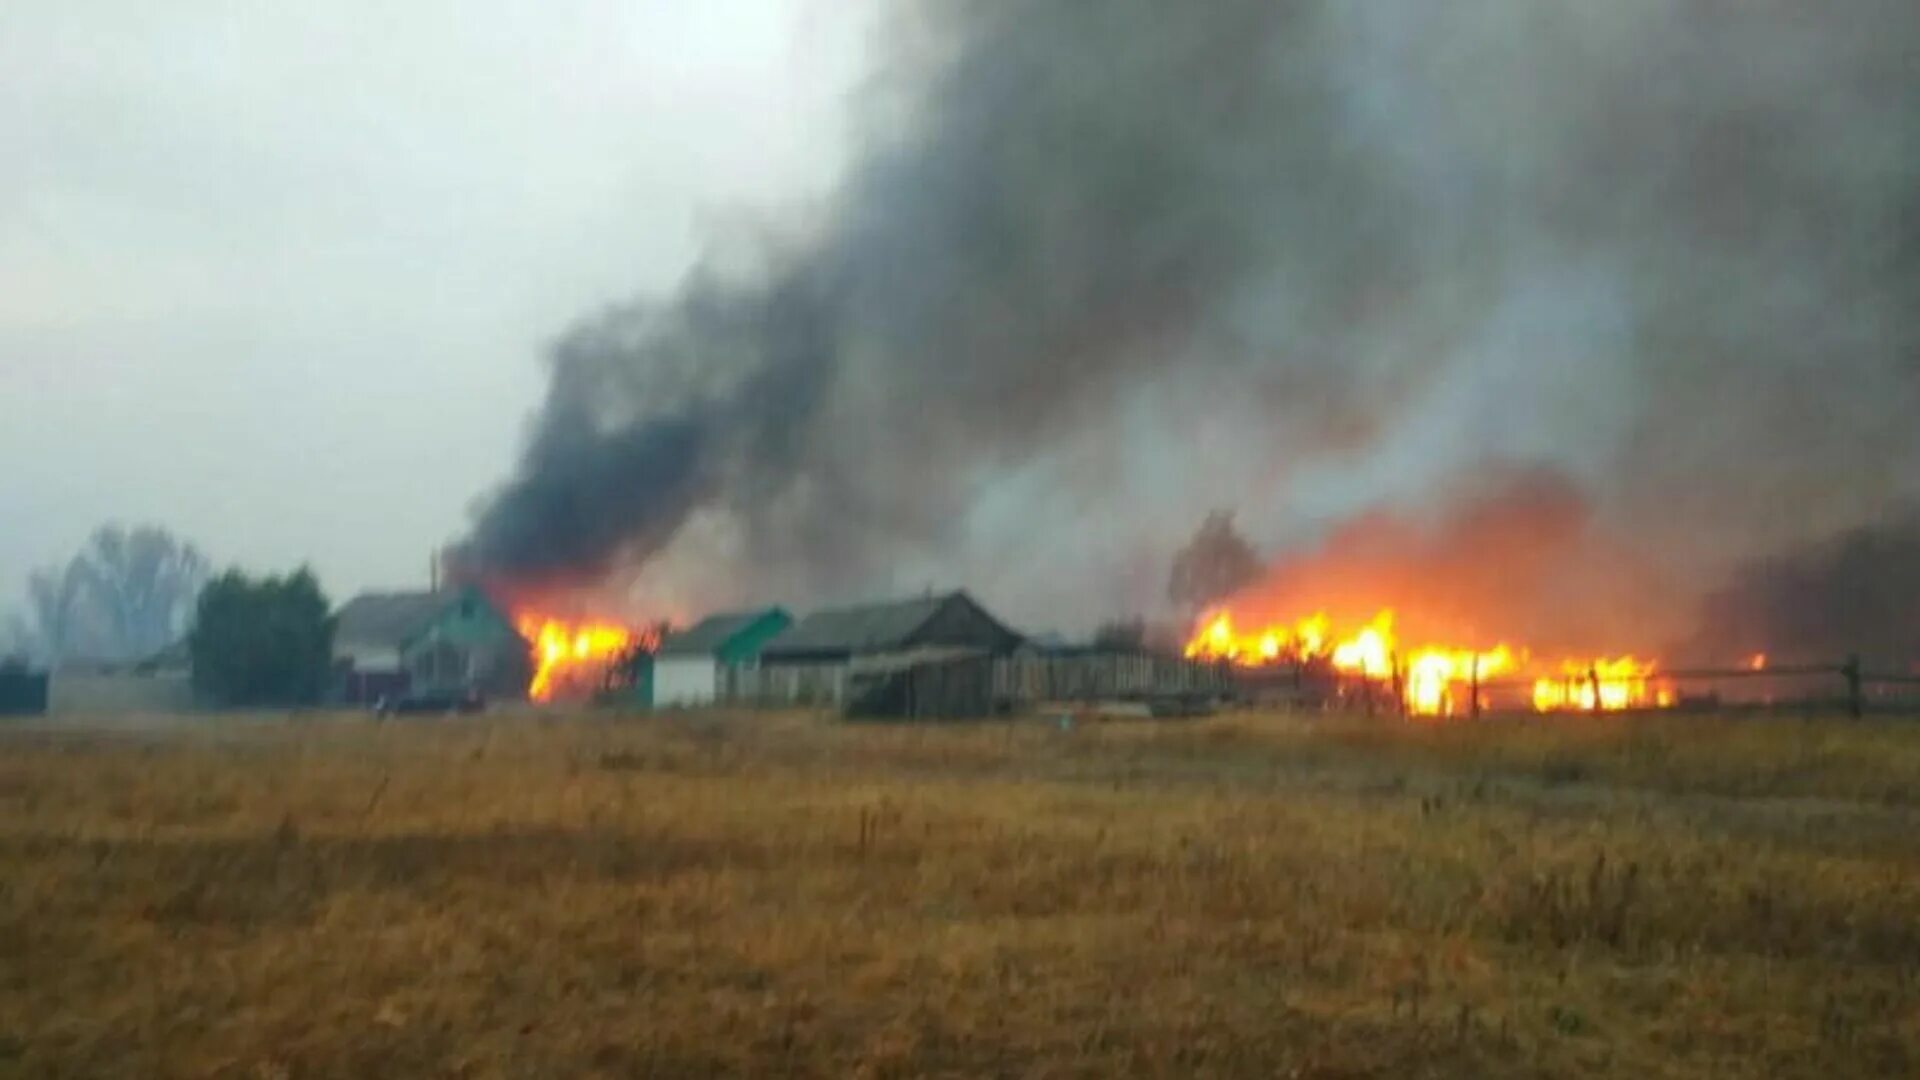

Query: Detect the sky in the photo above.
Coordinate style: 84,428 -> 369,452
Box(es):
1,0 -> 868,612
10,1 -> 1915,652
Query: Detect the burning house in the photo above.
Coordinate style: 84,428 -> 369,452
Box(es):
1171,481 -> 1687,718
332,586 -> 530,705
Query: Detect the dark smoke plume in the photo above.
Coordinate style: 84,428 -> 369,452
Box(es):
1692,511 -> 1920,668
468,0 -> 1920,640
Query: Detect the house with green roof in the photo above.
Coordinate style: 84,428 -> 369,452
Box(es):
332,586 -> 529,704
650,607 -> 793,707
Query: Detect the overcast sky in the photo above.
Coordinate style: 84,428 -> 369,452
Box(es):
1,0 -> 867,610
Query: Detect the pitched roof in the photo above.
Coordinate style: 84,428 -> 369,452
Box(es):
334,591 -> 456,649
135,638 -> 192,674
657,609 -> 786,657
763,591 -> 1021,659
764,595 -> 950,656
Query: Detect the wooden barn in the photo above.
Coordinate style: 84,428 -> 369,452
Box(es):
752,592 -> 1024,717
651,607 -> 792,707
993,642 -> 1229,707
332,586 -> 529,705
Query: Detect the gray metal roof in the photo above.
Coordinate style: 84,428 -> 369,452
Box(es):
656,609 -> 784,657
762,591 -> 1020,659
334,591 -> 455,649
763,595 -> 949,657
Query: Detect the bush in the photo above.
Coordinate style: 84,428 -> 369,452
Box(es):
189,568 -> 335,707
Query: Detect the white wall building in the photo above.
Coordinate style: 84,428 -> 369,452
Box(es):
650,608 -> 792,708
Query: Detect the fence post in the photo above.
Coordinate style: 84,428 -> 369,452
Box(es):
1469,656 -> 1482,720
1843,655 -> 1863,719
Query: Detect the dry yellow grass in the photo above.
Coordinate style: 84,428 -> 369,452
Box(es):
2,708 -> 1918,1078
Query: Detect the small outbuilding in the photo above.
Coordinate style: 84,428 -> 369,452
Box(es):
756,591 -> 1024,715
333,586 -> 529,704
48,643 -> 194,716
651,607 -> 793,707
0,661 -> 49,717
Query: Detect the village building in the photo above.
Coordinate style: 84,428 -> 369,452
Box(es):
754,591 -> 1024,717
46,641 -> 195,715
332,586 -> 529,705
0,661 -> 49,718
650,608 -> 793,707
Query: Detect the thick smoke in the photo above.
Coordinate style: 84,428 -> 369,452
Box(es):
469,0 -> 1920,641
1218,469 -> 1682,656
1693,513 -> 1920,668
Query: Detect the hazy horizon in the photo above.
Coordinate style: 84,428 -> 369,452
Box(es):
3,0 -> 868,614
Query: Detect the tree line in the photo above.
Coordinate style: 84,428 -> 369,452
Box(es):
5,524 -> 335,708
6,511 -> 1267,705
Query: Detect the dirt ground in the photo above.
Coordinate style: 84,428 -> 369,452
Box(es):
2,708 -> 1917,1078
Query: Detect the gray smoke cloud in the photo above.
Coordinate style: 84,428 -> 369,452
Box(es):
467,0 -> 1920,641
1693,512 -> 1920,668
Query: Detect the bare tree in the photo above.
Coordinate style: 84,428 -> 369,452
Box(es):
24,561 -> 92,663
2,612 -> 35,665
18,525 -> 210,664
1167,511 -> 1262,617
1092,617 -> 1147,652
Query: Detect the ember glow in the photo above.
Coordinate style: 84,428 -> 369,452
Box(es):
1186,608 -> 1671,717
517,616 -> 650,702
1530,658 -> 1672,713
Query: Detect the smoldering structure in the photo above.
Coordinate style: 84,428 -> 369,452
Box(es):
465,0 -> 1920,658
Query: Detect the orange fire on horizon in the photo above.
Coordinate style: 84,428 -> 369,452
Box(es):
1185,608 -> 1670,717
517,616 -> 652,703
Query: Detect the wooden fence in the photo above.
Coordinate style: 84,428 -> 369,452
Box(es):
1235,655 -> 1920,719
992,652 -> 1230,704
721,651 -> 1230,715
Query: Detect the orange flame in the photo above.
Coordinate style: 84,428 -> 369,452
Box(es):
518,617 -> 642,702
1404,644 -> 1516,717
1186,607 -> 1676,717
1530,657 -> 1669,712
1186,608 -> 1516,717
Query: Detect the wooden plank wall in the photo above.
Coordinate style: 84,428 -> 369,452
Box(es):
725,654 -> 1225,710
992,653 -> 1227,703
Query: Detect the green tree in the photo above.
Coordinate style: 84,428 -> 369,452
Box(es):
189,568 -> 335,708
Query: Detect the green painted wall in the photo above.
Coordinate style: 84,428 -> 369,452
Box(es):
396,587 -> 531,695
405,586 -> 521,653
629,657 -> 654,708
717,610 -> 794,665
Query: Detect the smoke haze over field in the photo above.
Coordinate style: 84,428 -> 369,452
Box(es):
468,0 -> 1920,650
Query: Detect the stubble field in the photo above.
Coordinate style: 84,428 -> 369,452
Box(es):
2,708 -> 1917,1078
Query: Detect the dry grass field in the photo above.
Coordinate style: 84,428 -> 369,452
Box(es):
2,708 -> 1918,1078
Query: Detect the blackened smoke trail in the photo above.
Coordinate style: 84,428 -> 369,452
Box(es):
467,0 -> 1920,640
